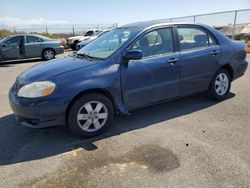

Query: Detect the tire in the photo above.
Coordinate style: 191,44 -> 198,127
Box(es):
208,68 -> 231,101
71,40 -> 78,51
42,49 -> 55,61
67,93 -> 114,137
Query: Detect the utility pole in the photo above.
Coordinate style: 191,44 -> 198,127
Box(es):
232,10 -> 238,40
45,25 -> 48,34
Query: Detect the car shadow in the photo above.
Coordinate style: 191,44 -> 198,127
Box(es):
0,58 -> 42,67
0,93 -> 235,166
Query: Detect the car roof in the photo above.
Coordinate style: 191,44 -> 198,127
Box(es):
6,34 -> 47,37
4,34 -> 52,40
120,21 -> 202,29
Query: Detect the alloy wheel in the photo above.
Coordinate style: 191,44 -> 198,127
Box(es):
77,101 -> 108,132
44,50 -> 54,60
215,73 -> 229,96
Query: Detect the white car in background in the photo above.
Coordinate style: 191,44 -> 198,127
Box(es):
66,29 -> 102,50
76,30 -> 110,50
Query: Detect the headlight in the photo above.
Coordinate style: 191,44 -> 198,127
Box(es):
17,81 -> 56,98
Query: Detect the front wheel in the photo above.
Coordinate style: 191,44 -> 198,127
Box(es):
67,93 -> 114,137
42,49 -> 55,61
208,69 -> 231,101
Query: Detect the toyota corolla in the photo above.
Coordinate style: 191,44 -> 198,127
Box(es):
9,22 -> 248,137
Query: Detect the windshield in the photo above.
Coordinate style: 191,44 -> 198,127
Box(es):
77,27 -> 140,60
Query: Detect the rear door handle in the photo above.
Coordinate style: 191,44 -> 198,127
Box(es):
210,50 -> 219,56
168,58 -> 179,65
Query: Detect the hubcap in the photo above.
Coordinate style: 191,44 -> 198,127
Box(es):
77,101 -> 108,132
44,50 -> 54,60
215,73 -> 229,96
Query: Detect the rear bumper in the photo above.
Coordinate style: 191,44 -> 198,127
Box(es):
54,46 -> 64,55
9,86 -> 69,128
233,59 -> 248,80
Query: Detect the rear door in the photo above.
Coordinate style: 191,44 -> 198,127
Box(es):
121,27 -> 181,110
25,35 -> 44,58
1,36 -> 20,60
176,25 -> 221,95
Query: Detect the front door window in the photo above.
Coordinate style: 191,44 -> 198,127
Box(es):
131,27 -> 174,58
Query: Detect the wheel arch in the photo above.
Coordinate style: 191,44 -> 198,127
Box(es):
65,88 -> 116,124
42,47 -> 56,57
219,64 -> 234,80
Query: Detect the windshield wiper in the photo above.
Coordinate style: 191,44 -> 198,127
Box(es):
75,53 -> 95,61
76,53 -> 104,61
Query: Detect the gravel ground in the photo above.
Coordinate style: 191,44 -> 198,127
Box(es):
0,54 -> 249,188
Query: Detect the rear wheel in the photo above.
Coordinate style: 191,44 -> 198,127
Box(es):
208,69 -> 231,101
67,93 -> 114,137
42,49 -> 55,60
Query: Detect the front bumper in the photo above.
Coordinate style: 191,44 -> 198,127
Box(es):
9,86 -> 69,128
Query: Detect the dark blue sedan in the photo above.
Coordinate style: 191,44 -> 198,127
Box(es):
9,22 -> 248,137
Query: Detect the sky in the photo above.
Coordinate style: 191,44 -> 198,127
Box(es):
0,0 -> 250,26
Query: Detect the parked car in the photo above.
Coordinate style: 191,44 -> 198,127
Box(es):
0,34 -> 64,62
76,30 -> 110,51
9,22 -> 248,137
66,29 -> 102,50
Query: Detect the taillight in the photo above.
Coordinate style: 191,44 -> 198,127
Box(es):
58,39 -> 64,46
244,44 -> 248,53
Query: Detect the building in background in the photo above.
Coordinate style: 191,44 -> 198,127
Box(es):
216,23 -> 250,40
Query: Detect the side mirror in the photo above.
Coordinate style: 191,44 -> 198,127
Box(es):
123,50 -> 142,61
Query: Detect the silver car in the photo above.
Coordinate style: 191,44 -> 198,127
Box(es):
0,34 -> 64,62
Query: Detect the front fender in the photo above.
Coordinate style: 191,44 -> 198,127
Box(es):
49,62 -> 128,114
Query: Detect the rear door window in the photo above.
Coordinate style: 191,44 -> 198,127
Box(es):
208,34 -> 217,46
26,36 -> 44,43
177,26 -> 216,51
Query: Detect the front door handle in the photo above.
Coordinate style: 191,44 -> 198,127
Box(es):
210,50 -> 219,56
168,58 -> 179,65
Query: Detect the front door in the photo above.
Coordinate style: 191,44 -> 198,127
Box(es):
1,36 -> 21,60
121,27 -> 181,110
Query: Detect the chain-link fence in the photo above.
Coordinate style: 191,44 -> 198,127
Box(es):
150,9 -> 250,39
1,23 -> 118,35
0,9 -> 249,38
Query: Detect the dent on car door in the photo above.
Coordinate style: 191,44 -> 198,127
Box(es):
121,27 -> 181,110
177,26 -> 221,95
1,36 -> 20,60
25,36 -> 44,58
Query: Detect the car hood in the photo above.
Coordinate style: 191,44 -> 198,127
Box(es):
79,36 -> 91,41
17,56 -> 98,84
